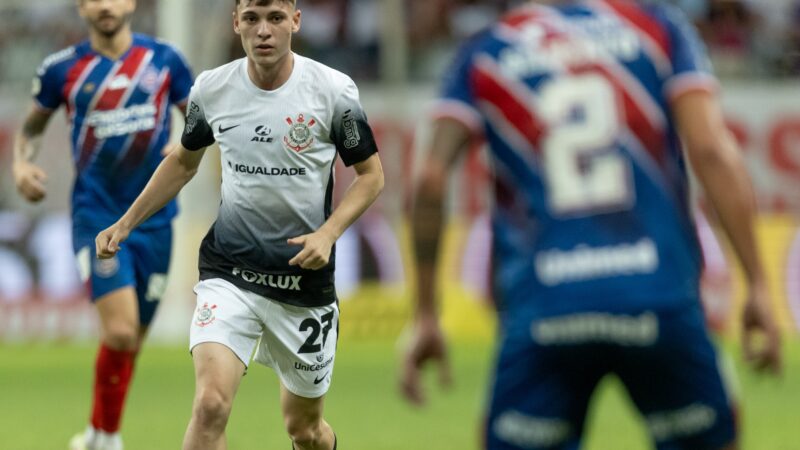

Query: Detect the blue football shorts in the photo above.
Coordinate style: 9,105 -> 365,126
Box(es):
486,304 -> 736,450
73,224 -> 172,326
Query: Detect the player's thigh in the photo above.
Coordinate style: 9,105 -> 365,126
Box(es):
127,225 -> 173,326
255,301 -> 339,399
95,286 -> 140,345
615,306 -> 736,450
191,342 -> 246,404
486,331 -> 606,450
190,278 -> 264,369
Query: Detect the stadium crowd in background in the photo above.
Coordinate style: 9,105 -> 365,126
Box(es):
4,0 -> 800,89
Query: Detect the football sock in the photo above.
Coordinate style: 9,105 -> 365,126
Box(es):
90,344 -> 137,433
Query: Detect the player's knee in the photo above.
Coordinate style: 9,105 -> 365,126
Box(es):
102,323 -> 139,350
285,416 -> 323,448
192,388 -> 233,430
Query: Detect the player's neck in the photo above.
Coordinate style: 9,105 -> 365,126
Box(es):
88,27 -> 133,60
247,52 -> 295,91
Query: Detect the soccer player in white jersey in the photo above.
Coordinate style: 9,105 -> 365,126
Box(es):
95,1 -> 383,449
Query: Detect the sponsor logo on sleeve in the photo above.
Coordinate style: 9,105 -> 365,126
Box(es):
341,109 -> 361,149
185,101 -> 201,134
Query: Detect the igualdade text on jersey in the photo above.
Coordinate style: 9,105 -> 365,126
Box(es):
229,162 -> 307,176
232,267 -> 301,291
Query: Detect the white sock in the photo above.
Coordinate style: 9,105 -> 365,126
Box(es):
83,426 -> 98,447
91,429 -> 123,450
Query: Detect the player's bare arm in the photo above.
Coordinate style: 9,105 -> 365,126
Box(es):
401,118 -> 471,405
96,144 -> 207,259
674,90 -> 781,374
12,107 -> 54,202
288,153 -> 384,270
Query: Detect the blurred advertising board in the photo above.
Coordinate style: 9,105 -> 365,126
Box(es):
0,82 -> 798,341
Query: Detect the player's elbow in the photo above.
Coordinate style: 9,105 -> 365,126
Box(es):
684,131 -> 740,174
373,166 -> 385,194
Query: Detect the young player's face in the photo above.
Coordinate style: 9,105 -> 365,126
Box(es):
78,0 -> 135,38
234,1 -> 301,68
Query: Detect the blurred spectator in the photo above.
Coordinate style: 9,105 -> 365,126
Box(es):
782,1 -> 800,74
0,0 -> 155,95
700,0 -> 759,77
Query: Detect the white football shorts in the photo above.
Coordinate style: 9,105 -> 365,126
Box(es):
189,277 -> 339,398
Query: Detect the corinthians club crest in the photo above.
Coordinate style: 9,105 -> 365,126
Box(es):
195,302 -> 217,327
283,113 -> 316,152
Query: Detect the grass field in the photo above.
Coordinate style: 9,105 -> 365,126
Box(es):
1,338 -> 798,450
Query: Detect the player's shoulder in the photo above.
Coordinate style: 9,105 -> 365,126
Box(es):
36,42 -> 86,77
606,0 -> 689,30
198,58 -> 243,84
134,33 -> 186,58
192,58 -> 244,94
296,53 -> 356,93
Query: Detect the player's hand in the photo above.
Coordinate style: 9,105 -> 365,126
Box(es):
95,222 -> 131,259
287,230 -> 335,270
12,160 -> 48,202
400,314 -> 452,406
741,282 -> 782,375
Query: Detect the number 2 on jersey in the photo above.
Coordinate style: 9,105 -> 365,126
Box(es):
539,74 -> 633,215
297,311 -> 335,354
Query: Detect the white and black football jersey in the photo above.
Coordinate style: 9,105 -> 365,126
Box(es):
181,54 -> 377,307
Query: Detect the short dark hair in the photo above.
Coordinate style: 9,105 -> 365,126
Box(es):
235,0 -> 296,6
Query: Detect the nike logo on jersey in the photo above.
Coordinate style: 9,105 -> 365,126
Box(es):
313,372 -> 329,385
218,124 -> 240,133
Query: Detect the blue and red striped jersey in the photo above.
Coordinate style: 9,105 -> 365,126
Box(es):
434,1 -> 718,321
34,33 -> 193,231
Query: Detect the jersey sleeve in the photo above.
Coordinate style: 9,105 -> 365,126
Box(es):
181,77 -> 215,151
330,78 -> 378,166
164,44 -> 194,106
659,5 -> 718,101
33,60 -> 64,111
430,34 -> 484,136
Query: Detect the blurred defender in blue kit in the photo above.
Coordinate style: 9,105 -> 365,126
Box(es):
12,0 -> 193,449
402,1 -> 781,449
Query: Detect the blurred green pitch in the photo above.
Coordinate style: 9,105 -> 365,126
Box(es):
1,338 -> 797,449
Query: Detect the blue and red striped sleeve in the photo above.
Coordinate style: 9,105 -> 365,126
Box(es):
431,31 -> 488,136
163,43 -> 193,106
657,5 -> 718,101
